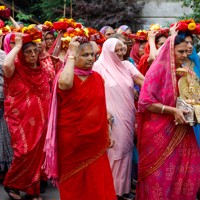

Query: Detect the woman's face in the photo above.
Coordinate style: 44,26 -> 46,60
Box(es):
174,42 -> 188,67
118,37 -> 128,56
184,36 -> 193,55
115,42 -> 125,61
125,28 -> 132,34
156,36 -> 167,49
44,33 -> 55,50
75,44 -> 95,69
23,44 -> 39,66
105,28 -> 114,39
138,42 -> 146,57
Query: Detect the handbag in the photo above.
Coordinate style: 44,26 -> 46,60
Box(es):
176,97 -> 197,126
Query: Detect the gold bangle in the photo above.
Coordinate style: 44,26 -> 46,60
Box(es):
161,105 -> 165,114
68,55 -> 76,59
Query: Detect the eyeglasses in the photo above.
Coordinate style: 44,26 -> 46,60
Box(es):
23,48 -> 39,55
45,37 -> 54,41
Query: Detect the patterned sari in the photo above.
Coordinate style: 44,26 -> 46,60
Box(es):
136,36 -> 200,200
3,48 -> 50,195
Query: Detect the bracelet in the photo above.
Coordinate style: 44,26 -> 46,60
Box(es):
161,105 -> 165,114
68,55 -> 76,59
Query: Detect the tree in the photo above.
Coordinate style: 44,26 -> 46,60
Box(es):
29,0 -> 144,31
179,0 -> 200,21
72,0 -> 145,31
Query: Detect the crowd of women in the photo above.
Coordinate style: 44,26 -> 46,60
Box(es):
0,13 -> 200,200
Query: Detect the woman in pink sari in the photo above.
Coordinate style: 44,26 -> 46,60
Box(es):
136,35 -> 200,200
93,38 -> 144,200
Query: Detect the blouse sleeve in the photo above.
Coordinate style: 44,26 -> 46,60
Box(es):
122,60 -> 140,78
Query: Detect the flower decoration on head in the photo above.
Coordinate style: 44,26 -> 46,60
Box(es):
131,30 -> 148,41
61,27 -> 88,49
85,27 -> 106,45
149,23 -> 169,38
171,19 -> 200,34
61,26 -> 105,49
0,19 -> 4,28
53,18 -> 82,31
0,25 -> 11,35
0,5 -> 11,19
42,21 -> 54,31
21,25 -> 43,43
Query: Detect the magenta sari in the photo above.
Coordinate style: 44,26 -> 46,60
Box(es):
136,36 -> 200,200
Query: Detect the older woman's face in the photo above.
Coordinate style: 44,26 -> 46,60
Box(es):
75,44 -> 95,69
114,42 -> 125,61
44,33 -> 55,50
23,44 -> 39,65
105,28 -> 114,39
174,41 -> 188,67
184,36 -> 193,55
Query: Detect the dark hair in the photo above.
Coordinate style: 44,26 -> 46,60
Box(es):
155,35 -> 167,44
174,35 -> 186,46
22,42 -> 37,52
178,31 -> 193,40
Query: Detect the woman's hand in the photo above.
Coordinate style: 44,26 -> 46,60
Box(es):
68,36 -> 80,57
170,23 -> 179,36
147,30 -> 157,40
14,32 -> 23,49
173,108 -> 188,125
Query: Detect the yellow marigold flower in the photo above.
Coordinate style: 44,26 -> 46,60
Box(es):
150,24 -> 161,31
188,22 -> 196,30
32,38 -> 41,43
22,27 -> 28,33
61,36 -> 71,42
28,24 -> 35,30
59,18 -> 64,22
137,30 -> 147,36
44,21 -> 53,27
0,6 -> 6,10
84,28 -> 89,37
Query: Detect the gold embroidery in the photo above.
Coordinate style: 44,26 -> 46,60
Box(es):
139,125 -> 188,180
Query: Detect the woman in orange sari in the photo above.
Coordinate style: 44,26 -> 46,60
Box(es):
44,37 -> 117,200
3,32 -> 50,200
136,35 -> 200,199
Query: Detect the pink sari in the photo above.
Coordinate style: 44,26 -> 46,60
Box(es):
93,38 -> 140,195
136,36 -> 200,200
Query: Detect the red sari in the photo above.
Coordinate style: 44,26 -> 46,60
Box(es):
136,36 -> 200,200
57,72 -> 116,200
3,52 -> 50,195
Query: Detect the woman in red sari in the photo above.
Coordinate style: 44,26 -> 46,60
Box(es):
3,33 -> 50,200
136,35 -> 200,199
138,30 -> 168,76
44,37 -> 117,200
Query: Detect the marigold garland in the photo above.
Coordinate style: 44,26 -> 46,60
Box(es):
131,30 -> 148,41
61,27 -> 105,49
171,19 -> 200,34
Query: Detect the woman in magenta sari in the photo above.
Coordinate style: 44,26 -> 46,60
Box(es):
136,35 -> 200,200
